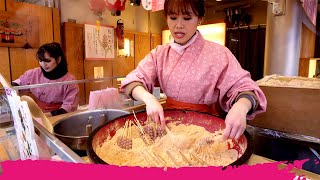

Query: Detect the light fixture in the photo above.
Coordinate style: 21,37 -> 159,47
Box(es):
118,38 -> 131,58
130,0 -> 141,6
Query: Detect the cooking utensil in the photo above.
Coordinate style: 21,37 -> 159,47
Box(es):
21,95 -> 53,133
53,109 -> 129,151
87,109 -> 254,167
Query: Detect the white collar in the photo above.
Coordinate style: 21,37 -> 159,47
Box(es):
169,31 -> 199,55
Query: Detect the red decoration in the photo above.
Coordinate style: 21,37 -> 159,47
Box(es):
152,0 -> 165,12
88,0 -> 107,19
104,0 -> 127,16
116,19 -> 124,49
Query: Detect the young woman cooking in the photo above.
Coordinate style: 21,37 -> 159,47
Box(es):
121,0 -> 267,139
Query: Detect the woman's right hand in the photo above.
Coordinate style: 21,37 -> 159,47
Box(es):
131,86 -> 165,128
144,95 -> 165,128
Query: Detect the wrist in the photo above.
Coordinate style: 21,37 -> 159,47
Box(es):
234,98 -> 252,114
142,92 -> 157,103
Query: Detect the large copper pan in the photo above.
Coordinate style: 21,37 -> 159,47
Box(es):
87,109 -> 254,167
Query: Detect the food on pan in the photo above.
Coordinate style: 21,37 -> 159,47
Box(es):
95,119 -> 241,167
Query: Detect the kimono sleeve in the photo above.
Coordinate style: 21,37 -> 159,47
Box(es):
120,48 -> 159,93
216,48 -> 267,120
60,83 -> 80,112
13,69 -> 34,85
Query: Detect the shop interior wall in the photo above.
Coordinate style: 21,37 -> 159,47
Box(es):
62,21 -> 161,105
60,0 -> 167,34
60,1 -> 166,105
0,0 -> 60,87
299,24 -> 317,77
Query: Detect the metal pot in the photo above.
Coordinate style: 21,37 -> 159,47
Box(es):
86,109 -> 254,166
53,109 -> 129,151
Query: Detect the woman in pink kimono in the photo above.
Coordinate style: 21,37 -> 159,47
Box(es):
121,0 -> 267,139
12,42 -> 80,116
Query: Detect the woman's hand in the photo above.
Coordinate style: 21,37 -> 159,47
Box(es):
131,86 -> 165,128
144,95 -> 165,128
223,98 -> 251,139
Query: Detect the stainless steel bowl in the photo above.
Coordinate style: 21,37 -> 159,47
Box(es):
53,109 -> 129,151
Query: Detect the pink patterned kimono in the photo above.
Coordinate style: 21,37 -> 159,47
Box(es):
121,33 -> 267,119
13,68 -> 80,113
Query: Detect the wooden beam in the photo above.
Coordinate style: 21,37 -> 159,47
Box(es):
0,0 -> 5,10
53,8 -> 61,43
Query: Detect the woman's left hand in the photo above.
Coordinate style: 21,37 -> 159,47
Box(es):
223,98 -> 251,139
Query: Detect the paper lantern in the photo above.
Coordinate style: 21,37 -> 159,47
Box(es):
141,0 -> 152,10
104,0 -> 127,16
88,0 -> 107,19
152,0 -> 165,11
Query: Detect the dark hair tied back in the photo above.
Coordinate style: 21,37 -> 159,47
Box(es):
36,42 -> 66,63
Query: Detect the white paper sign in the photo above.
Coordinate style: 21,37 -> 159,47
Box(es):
5,88 -> 39,160
85,24 -> 115,60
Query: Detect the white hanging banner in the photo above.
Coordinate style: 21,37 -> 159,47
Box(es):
5,88 -> 39,160
84,23 -> 115,60
142,0 -> 152,10
152,0 -> 164,11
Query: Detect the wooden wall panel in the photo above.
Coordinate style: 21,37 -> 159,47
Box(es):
0,48 -> 10,85
5,0 -> 59,84
299,24 -> 316,77
134,32 -> 151,67
84,60 -> 113,103
0,0 -> 5,10
112,31 -> 135,87
298,58 -> 310,77
10,49 -> 38,80
53,8 -> 61,43
151,34 -> 161,50
62,22 -> 85,105
300,24 -> 316,59
6,0 -> 54,45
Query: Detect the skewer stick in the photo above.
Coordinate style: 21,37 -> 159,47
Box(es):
132,110 -> 138,119
179,150 -> 192,166
121,120 -> 128,138
145,150 -> 160,166
190,152 -> 208,166
166,150 -> 180,167
140,151 -> 156,167
125,120 -> 129,138
129,120 -> 132,138
153,152 -> 167,167
140,152 -> 153,167
132,111 -> 145,135
134,120 -> 145,135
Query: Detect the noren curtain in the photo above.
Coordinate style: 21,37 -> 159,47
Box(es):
225,26 -> 266,81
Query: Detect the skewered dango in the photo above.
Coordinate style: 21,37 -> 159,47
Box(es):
116,120 -> 133,150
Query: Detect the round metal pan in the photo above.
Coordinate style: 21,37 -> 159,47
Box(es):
53,109 -> 129,151
87,109 -> 254,167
